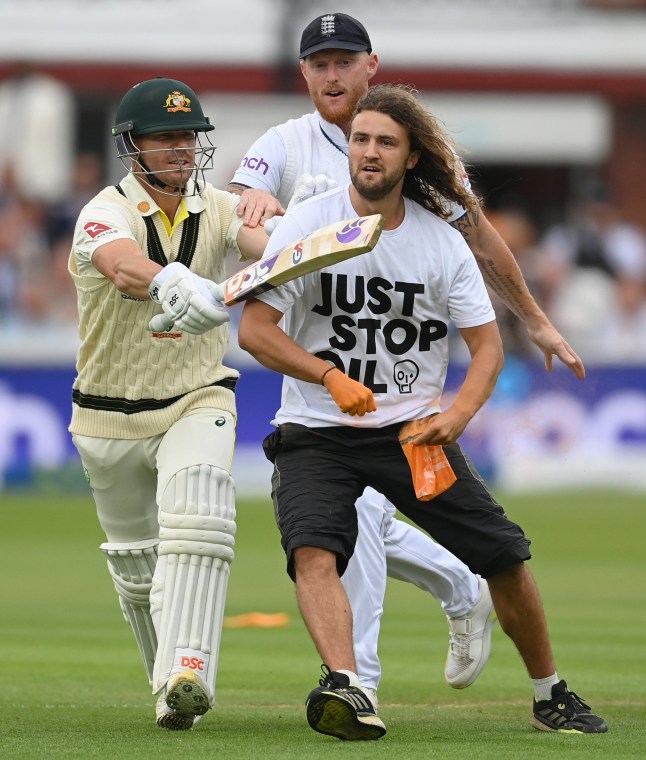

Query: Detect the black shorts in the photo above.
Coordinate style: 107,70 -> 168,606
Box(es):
263,422 -> 531,581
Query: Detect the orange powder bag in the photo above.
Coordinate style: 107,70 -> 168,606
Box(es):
398,418 -> 457,500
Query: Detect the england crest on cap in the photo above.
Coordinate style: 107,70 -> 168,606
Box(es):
320,14 -> 336,37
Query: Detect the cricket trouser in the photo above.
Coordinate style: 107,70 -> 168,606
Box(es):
343,486 -> 479,691
73,408 -> 237,701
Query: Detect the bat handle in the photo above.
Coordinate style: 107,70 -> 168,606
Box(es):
149,313 -> 175,332
209,281 -> 225,303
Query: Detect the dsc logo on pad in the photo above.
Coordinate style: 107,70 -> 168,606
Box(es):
181,656 -> 205,671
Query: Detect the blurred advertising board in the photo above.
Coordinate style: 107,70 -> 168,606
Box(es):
0,360 -> 645,494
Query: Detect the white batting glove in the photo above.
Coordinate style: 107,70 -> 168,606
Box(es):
264,173 -> 338,234
148,262 -> 229,334
263,216 -> 282,235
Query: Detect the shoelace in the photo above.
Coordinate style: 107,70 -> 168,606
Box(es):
562,688 -> 591,714
318,663 -> 356,692
448,630 -> 473,660
319,663 -> 335,687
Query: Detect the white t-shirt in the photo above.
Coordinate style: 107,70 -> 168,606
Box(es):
257,185 -> 495,428
230,111 -> 468,222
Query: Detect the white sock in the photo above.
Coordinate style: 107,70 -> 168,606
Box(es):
533,673 -> 559,701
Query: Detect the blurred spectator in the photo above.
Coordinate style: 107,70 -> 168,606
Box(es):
44,232 -> 80,326
46,152 -> 104,246
0,62 -> 76,205
0,63 -> 78,329
0,245 -> 17,321
0,189 -> 50,325
0,150 -> 101,328
594,275 -> 646,363
541,183 -> 646,285
539,183 -> 646,361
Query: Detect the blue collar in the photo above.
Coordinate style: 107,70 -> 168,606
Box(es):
319,123 -> 348,157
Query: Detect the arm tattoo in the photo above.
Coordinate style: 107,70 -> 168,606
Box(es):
474,257 -> 532,319
227,182 -> 251,195
450,210 -> 480,246
451,211 -> 533,320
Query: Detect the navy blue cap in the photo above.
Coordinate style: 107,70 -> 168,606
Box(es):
300,12 -> 372,59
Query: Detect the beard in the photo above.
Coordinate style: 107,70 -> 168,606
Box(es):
136,152 -> 195,191
309,85 -> 356,129
350,164 -> 407,201
134,162 -> 195,195
317,99 -> 354,129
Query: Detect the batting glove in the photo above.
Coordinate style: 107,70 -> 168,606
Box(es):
148,262 -> 229,334
264,173 -> 338,234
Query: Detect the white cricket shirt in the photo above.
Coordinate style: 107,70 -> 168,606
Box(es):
230,110 -> 469,222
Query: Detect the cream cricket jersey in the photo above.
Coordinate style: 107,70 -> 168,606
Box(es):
68,173 -> 245,439
257,185 -> 495,429
230,110 -> 470,222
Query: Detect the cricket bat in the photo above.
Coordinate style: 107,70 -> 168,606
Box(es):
213,214 -> 384,305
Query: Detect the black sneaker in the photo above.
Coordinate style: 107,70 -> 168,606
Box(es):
531,680 -> 608,733
305,665 -> 387,741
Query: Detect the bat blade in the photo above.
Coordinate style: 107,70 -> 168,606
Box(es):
218,214 -> 384,306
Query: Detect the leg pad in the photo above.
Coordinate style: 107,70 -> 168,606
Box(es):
101,538 -> 159,683
151,464 -> 236,700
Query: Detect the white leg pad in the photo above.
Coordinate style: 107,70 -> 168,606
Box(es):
151,464 -> 235,701
100,538 -> 159,684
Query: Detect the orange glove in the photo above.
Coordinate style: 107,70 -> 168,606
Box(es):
322,367 -> 377,416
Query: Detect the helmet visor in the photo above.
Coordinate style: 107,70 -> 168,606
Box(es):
115,130 -> 215,197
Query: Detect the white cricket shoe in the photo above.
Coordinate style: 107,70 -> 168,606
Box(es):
155,669 -> 210,730
361,686 -> 379,714
445,576 -> 497,688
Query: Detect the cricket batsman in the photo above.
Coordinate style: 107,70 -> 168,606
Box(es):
68,77 -> 268,729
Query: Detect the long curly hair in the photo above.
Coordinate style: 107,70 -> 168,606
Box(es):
352,83 -> 480,219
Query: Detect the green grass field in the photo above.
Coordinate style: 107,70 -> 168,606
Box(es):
1,488 -> 644,758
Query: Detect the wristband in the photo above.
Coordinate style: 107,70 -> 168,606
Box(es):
320,365 -> 338,385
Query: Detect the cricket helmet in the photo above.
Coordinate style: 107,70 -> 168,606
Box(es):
111,77 -> 215,196
112,77 -> 214,137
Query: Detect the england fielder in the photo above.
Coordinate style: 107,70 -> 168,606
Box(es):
238,83 -> 607,739
225,11 -> 583,705
68,77 -> 268,730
